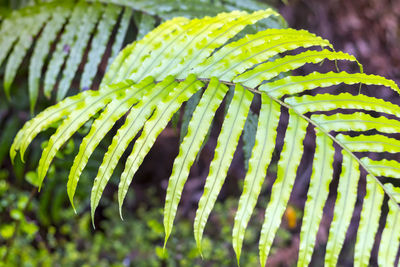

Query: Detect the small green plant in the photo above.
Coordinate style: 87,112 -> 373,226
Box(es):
6,5 -> 400,267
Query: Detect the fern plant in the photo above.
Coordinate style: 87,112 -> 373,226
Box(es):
0,0 -> 283,113
9,8 -> 400,266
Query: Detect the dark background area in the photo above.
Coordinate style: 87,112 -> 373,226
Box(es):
279,0 -> 400,83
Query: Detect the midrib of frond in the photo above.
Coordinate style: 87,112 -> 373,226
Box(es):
167,75 -> 400,210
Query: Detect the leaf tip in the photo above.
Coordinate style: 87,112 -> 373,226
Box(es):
119,205 -> 124,221
163,237 -> 168,251
91,210 -> 96,229
235,252 -> 241,267
9,149 -> 16,165
4,82 -> 11,100
259,246 -> 267,267
195,237 -> 204,259
68,194 -> 77,214
20,150 -> 26,163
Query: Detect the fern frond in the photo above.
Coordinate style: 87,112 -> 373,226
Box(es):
234,50 -> 362,88
107,16 -> 190,84
195,29 -> 332,80
43,1 -> 89,98
1,0 -> 285,110
259,110 -> 308,266
163,78 -> 229,244
297,130 -> 335,267
37,85 -> 123,188
133,10 -> 277,82
361,158 -> 400,179
285,92 -> 400,115
10,88 -> 100,163
261,71 -> 399,98
336,134 -> 400,153
232,94 -> 280,263
194,83 -> 253,253
312,112 -> 400,133
80,4 -> 121,90
4,5 -> 50,98
104,7 -> 132,72
10,9 -> 400,266
0,11 -> 20,67
325,150 -> 360,267
354,176 -> 384,267
378,184 -> 400,266
67,77 -> 155,210
90,76 -> 175,221
56,2 -> 103,100
28,4 -> 72,112
116,75 -> 203,220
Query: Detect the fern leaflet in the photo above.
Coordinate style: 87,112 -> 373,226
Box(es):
10,9 -> 400,266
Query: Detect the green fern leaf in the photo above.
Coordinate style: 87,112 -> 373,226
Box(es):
336,134 -> 400,153
90,76 -> 177,223
37,87 -> 117,188
234,50 -> 362,88
4,5 -> 50,98
194,84 -> 253,253
9,9 -> 400,266
361,158 -> 400,179
116,75 -> 203,220
174,9 -> 279,79
163,78 -> 229,245
261,71 -> 399,98
286,92 -> 400,115
196,29 -> 331,80
67,77 -> 154,210
297,130 -> 335,267
105,7 -> 132,72
312,112 -> 400,133
43,1 -> 88,98
354,176 -> 384,267
259,110 -> 308,266
378,184 -> 400,266
233,94 -> 280,263
146,11 -> 250,80
10,88 -> 100,162
131,10 -> 276,82
0,10 -> 22,70
80,4 -> 121,90
324,150 -> 360,267
57,2 -> 103,100
28,4 -> 72,112
108,16 -> 189,83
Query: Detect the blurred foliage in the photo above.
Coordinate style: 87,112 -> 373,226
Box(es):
0,167 -> 295,266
